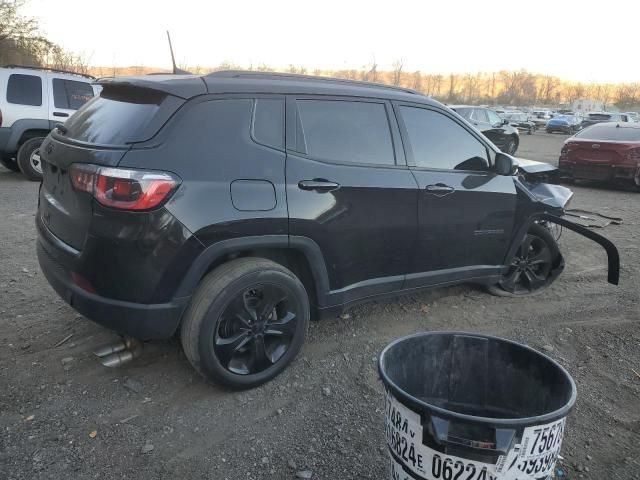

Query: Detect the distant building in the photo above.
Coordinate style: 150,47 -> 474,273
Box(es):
572,99 -> 605,113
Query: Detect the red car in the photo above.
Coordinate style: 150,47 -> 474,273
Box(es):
559,122 -> 640,190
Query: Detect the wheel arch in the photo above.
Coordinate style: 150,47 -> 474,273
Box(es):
6,119 -> 51,153
175,235 -> 330,308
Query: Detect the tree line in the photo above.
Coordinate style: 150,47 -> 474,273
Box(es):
2,1 -> 638,110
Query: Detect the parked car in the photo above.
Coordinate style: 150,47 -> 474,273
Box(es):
449,105 -> 520,154
0,65 -> 99,180
546,115 -> 582,134
502,111 -> 536,135
559,122 -> 640,189
36,71 -> 619,388
580,112 -> 633,129
529,110 -> 552,127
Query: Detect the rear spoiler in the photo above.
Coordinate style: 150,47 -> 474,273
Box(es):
97,75 -> 207,99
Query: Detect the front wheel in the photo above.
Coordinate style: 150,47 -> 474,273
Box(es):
487,224 -> 562,297
504,137 -> 518,155
180,258 -> 310,389
17,137 -> 44,181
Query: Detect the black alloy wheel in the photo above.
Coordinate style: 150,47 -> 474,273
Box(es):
214,284 -> 299,375
488,224 -> 561,297
181,258 -> 309,389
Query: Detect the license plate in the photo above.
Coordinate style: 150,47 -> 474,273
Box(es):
385,392 -> 496,479
384,391 -> 566,480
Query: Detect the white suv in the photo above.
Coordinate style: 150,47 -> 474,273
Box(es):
0,65 -> 100,180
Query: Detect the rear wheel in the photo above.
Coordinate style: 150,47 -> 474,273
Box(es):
180,258 -> 310,389
17,137 -> 44,181
0,155 -> 20,172
488,224 -> 561,297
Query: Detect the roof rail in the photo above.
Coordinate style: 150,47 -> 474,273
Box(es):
206,70 -> 422,96
1,64 -> 95,80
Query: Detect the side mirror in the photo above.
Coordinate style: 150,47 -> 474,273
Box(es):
503,118 -> 509,125
495,153 -> 516,176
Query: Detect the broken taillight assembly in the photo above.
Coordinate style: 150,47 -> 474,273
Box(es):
70,164 -> 181,211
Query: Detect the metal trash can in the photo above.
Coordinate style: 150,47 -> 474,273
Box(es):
378,331 -> 576,480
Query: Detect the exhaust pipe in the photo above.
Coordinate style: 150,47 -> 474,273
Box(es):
93,337 -> 143,367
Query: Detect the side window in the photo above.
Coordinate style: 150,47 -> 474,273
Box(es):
7,74 -> 42,106
487,109 -> 502,125
64,80 -> 94,109
252,99 -> 284,149
52,79 -> 95,110
52,79 -> 69,109
471,108 -> 488,123
398,106 -> 489,171
296,99 -> 395,165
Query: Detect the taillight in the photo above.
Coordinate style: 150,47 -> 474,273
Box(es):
70,164 -> 180,211
627,148 -> 640,162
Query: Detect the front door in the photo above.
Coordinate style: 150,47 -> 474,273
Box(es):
393,103 -> 517,288
285,96 -> 418,307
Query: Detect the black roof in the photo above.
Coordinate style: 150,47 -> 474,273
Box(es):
97,70 -> 434,104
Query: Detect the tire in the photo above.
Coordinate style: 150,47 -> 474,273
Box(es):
487,224 -> 562,297
0,155 -> 20,172
504,136 -> 518,155
17,137 -> 44,181
180,257 -> 310,389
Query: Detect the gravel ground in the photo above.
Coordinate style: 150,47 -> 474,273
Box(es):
1,132 -> 639,480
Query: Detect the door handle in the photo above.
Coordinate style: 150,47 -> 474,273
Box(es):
425,183 -> 455,197
298,180 -> 340,192
53,112 -> 69,117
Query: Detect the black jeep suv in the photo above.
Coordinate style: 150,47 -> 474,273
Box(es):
36,72 -> 619,389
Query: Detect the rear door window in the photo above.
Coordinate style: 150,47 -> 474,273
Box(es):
52,79 -> 95,110
398,106 -> 489,171
7,74 -> 42,106
296,99 -> 395,165
252,99 -> 284,149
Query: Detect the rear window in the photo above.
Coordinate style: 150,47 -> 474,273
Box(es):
52,79 -> 95,110
453,107 -> 472,119
575,124 -> 640,141
7,74 -> 42,106
587,113 -> 611,120
296,99 -> 395,165
62,86 -> 178,145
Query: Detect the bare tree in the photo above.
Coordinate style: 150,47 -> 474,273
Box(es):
392,58 -> 403,86
412,71 -> 422,92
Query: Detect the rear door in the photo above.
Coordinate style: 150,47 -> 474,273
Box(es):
48,75 -> 96,123
285,96 -> 418,306
393,102 -> 517,288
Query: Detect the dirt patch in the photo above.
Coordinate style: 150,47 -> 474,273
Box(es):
1,132 -> 638,479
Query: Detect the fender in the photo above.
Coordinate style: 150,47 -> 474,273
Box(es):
174,235 -> 331,306
505,213 -> 620,286
5,118 -> 51,153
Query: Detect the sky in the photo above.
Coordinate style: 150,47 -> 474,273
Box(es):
22,0 -> 640,83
